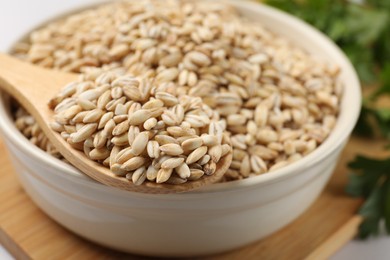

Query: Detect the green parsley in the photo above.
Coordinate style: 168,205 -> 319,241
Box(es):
264,0 -> 390,238
347,156 -> 390,238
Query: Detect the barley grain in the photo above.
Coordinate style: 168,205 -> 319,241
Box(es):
188,169 -> 204,181
143,117 -> 157,130
159,143 -> 184,156
70,123 -> 97,143
132,166 -> 147,185
208,145 -> 222,163
112,120 -> 129,136
186,146 -> 208,164
204,162 -> 216,175
146,165 -> 158,181
111,163 -> 127,176
156,168 -> 173,183
181,137 -> 203,151
161,157 -> 185,169
89,148 -> 110,160
131,131 -> 149,155
121,157 -> 147,171
250,155 -> 267,174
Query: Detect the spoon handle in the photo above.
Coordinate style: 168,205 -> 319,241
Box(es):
0,52 -> 77,124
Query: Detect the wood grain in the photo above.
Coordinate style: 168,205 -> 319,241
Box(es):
0,136 -> 386,259
306,216 -> 363,260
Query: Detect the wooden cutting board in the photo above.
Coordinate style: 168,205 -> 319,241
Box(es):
0,136 -> 385,260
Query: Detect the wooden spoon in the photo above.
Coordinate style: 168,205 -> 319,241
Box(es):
0,53 -> 232,194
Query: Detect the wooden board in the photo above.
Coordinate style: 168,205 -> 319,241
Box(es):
0,136 -> 386,260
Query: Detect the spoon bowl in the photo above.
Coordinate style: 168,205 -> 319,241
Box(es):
0,53 -> 232,193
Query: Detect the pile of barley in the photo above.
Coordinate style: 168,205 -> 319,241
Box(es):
12,0 -> 342,182
14,107 -> 62,158
50,70 -> 230,185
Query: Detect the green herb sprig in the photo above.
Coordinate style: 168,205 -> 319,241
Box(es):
264,0 -> 390,238
347,156 -> 390,238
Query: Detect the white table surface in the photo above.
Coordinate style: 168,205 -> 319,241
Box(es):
0,0 -> 389,259
2,236 -> 390,260
0,246 -> 14,260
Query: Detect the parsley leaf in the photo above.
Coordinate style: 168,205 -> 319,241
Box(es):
356,106 -> 390,140
347,156 -> 389,197
384,179 -> 390,234
347,156 -> 390,238
354,106 -> 375,137
357,185 -> 383,239
371,64 -> 390,99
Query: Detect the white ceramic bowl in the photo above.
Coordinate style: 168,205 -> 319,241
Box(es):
0,0 -> 361,257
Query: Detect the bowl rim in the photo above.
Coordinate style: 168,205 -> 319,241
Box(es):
0,0 -> 361,193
